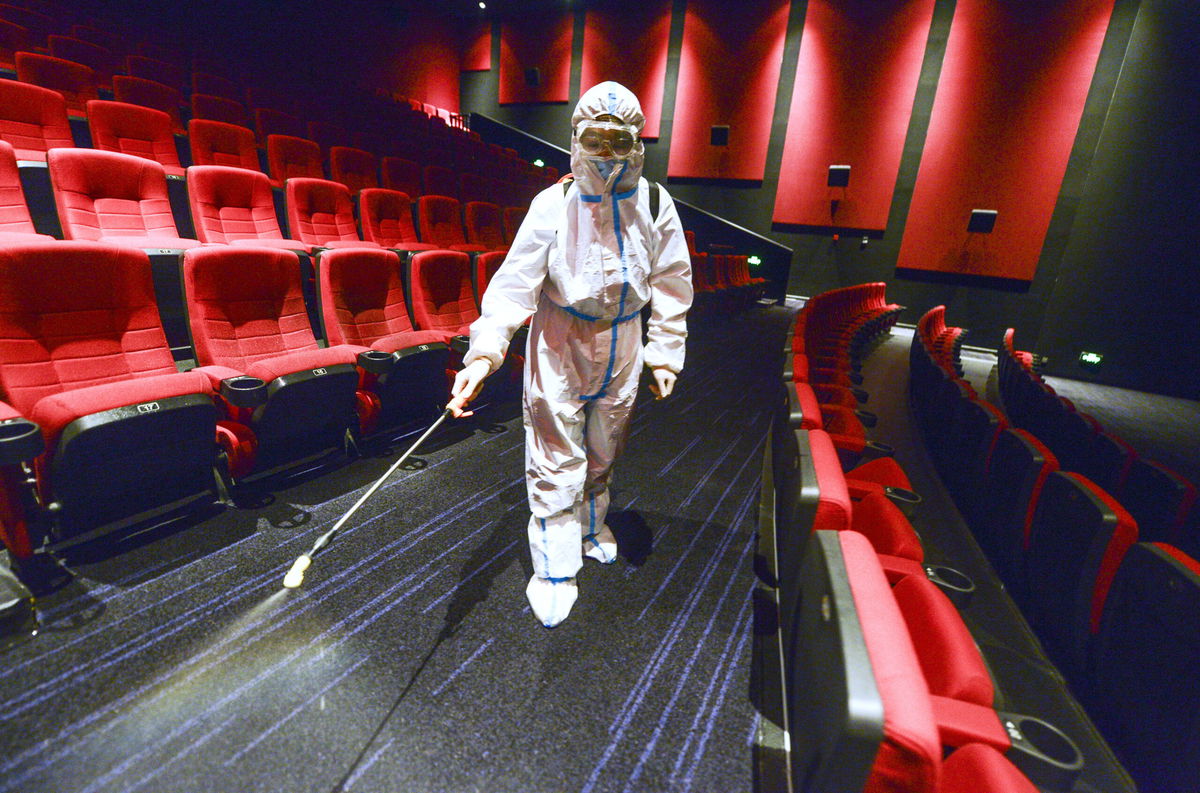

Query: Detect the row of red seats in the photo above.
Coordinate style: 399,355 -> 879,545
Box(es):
0,135 -> 522,257
770,286 -> 1069,791
685,233 -> 767,314
911,306 -> 1200,793
0,242 -> 520,591
999,327 -> 1197,553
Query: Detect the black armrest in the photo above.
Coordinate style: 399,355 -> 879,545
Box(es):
450,335 -> 470,355
357,349 -> 395,375
220,376 -> 268,408
0,418 -> 43,465
393,341 -> 449,360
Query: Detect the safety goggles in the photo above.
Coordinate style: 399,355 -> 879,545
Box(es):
576,120 -> 637,157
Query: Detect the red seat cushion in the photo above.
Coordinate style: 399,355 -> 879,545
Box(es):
940,744 -> 1039,793
852,489 -> 924,561
840,531 -> 941,793
893,574 -> 993,707
30,370 -> 212,443
807,429 -> 853,533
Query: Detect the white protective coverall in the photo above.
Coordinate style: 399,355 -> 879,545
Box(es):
459,82 -> 692,625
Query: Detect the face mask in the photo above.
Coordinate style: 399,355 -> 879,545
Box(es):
589,158 -> 617,181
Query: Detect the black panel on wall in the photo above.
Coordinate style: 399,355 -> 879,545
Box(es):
1038,0 -> 1200,399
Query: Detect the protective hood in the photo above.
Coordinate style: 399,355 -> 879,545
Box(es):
570,81 -> 645,195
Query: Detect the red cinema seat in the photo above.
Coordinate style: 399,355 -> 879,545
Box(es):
187,165 -> 306,249
0,4 -> 50,48
46,148 -> 199,249
472,250 -> 507,309
188,118 -> 260,172
267,134 -> 323,189
191,71 -> 241,103
86,100 -> 184,177
253,108 -> 305,147
124,55 -> 185,92
501,206 -> 525,245
1023,471 -> 1139,675
416,194 -> 485,253
329,146 -> 377,195
380,156 -> 421,197
422,164 -> 457,198
406,249 -> 479,342
285,177 -> 379,251
190,92 -> 248,128
788,529 -> 940,793
0,139 -> 52,242
357,188 -> 436,253
972,428 -> 1059,587
463,200 -> 508,252
47,35 -> 116,93
0,242 -> 230,544
0,18 -> 28,73
1120,458 -> 1196,545
112,75 -> 186,135
318,247 -> 451,427
15,52 -> 97,119
1089,542 -> 1200,793
182,245 -> 380,470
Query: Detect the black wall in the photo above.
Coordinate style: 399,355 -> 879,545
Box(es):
461,0 -> 1200,399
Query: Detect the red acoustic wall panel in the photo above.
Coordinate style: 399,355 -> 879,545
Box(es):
580,0 -> 673,139
773,0 -> 935,231
462,21 -> 491,72
667,0 -> 791,181
383,11 -> 462,111
896,0 -> 1114,285
499,12 -> 574,104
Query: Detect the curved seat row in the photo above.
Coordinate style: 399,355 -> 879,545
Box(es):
767,286 -> 1077,792
912,305 -> 1200,793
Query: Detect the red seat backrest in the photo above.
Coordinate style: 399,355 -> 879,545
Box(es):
329,146 -> 378,194
267,134 -> 323,186
47,148 -> 179,241
187,165 -> 287,244
408,250 -> 478,334
188,119 -> 260,171
319,247 -> 418,347
112,75 -> 185,134
285,177 -> 360,246
86,100 -> 183,176
15,52 -> 98,117
417,195 -> 467,248
0,242 -> 178,415
182,246 -> 317,370
0,139 -> 38,234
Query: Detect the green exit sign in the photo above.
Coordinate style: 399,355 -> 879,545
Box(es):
1078,351 -> 1103,369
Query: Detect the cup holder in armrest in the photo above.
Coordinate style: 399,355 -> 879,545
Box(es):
884,486 -> 922,517
855,409 -> 877,428
450,335 -> 470,355
0,418 -> 43,464
997,712 -> 1085,791
848,371 -> 864,385
356,349 -> 395,375
220,376 -> 267,409
851,387 -> 869,403
924,564 -> 975,608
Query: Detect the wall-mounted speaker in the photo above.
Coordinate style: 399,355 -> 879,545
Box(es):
968,209 -> 998,233
524,67 -> 541,87
827,164 -> 851,187
710,125 -> 730,146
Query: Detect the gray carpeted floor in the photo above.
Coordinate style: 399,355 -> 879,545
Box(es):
0,306 -> 794,793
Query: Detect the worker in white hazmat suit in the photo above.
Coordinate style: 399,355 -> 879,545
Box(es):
447,81 -> 693,628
